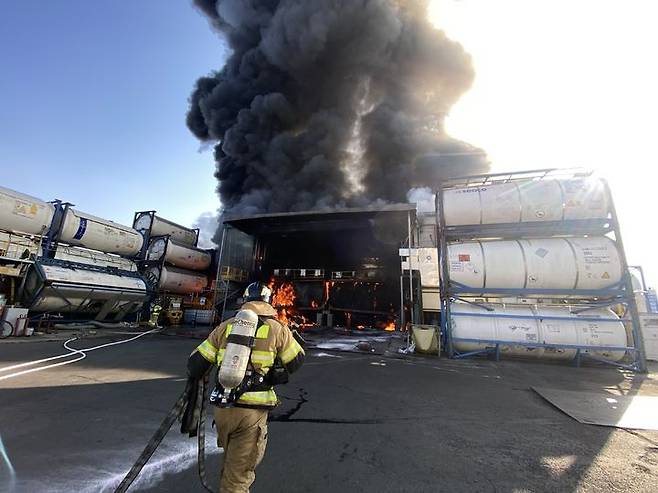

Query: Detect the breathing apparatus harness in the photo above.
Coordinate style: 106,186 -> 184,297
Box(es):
209,315 -> 287,407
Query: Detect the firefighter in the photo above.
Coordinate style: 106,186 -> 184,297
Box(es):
187,282 -> 305,493
148,302 -> 162,327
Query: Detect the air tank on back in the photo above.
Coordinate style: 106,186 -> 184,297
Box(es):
147,237 -> 211,271
442,177 -> 609,226
0,185 -> 55,235
134,212 -> 198,246
447,236 -> 622,293
218,309 -> 259,390
450,302 -> 628,361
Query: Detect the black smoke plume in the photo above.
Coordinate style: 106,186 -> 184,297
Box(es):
188,0 -> 488,218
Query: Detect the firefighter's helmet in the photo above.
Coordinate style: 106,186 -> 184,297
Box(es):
243,282 -> 272,304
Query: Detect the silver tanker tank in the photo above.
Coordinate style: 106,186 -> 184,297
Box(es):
59,209 -> 143,257
148,265 -> 208,294
447,236 -> 622,293
442,177 -> 609,226
22,262 -> 148,318
451,302 -> 628,361
0,185 -> 144,256
54,245 -> 138,272
146,237 -> 211,271
134,212 -> 198,246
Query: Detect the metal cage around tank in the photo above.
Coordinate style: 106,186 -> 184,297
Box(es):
132,210 -> 200,260
434,167 -> 648,372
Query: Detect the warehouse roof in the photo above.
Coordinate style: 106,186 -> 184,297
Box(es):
223,203 -> 416,236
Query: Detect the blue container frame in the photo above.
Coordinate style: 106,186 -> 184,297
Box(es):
434,168 -> 648,372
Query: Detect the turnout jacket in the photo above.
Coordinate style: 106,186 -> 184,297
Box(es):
191,301 -> 305,409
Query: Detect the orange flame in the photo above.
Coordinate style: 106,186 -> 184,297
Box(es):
268,280 -> 315,329
324,280 -> 333,303
271,281 -> 296,308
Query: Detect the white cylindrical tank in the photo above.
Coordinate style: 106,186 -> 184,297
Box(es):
442,177 -> 609,226
0,186 -> 55,235
448,237 -> 622,292
22,263 -> 148,314
450,303 -> 627,361
451,304 -> 543,358
535,306 -> 628,361
134,212 -> 197,246
218,309 -> 259,390
147,238 -> 211,271
54,245 -> 138,272
59,209 -> 144,257
150,266 -> 208,294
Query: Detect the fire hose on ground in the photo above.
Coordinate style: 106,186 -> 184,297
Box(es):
0,329 -> 160,382
114,374 -> 215,493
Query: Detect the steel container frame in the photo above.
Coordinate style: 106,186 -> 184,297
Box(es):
434,168 -> 647,372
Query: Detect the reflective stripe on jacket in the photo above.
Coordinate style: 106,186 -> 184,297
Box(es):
195,301 -> 304,408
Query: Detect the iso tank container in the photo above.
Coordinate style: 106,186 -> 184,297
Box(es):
0,186 -> 55,235
147,237 -> 211,271
442,177 -> 609,226
448,237 -> 621,292
0,186 -> 144,256
59,209 -> 143,257
134,212 -> 197,246
54,245 -> 138,272
149,266 -> 208,294
22,263 -> 148,315
450,303 -> 627,361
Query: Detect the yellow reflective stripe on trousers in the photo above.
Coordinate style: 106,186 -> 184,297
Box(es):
250,350 -> 275,366
237,389 -> 277,406
197,340 -> 218,362
280,340 -> 303,364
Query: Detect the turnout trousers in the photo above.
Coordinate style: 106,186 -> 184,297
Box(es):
213,406 -> 269,493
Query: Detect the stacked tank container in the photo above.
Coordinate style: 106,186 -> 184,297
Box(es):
433,170 -> 647,371
0,185 -> 149,319
133,211 -> 210,296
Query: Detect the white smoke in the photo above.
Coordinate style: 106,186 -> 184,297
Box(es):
406,187 -> 435,213
193,211 -> 220,249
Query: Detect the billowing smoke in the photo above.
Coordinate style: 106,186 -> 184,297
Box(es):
188,0 -> 488,219
192,211 -> 220,248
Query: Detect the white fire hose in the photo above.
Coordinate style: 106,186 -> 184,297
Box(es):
0,329 -> 159,382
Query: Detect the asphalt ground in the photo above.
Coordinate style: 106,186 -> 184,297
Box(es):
1,333 -> 657,493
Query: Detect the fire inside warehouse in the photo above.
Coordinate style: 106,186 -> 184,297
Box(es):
219,205 -> 417,331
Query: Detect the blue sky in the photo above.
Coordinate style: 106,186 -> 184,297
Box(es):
0,1 -> 225,237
